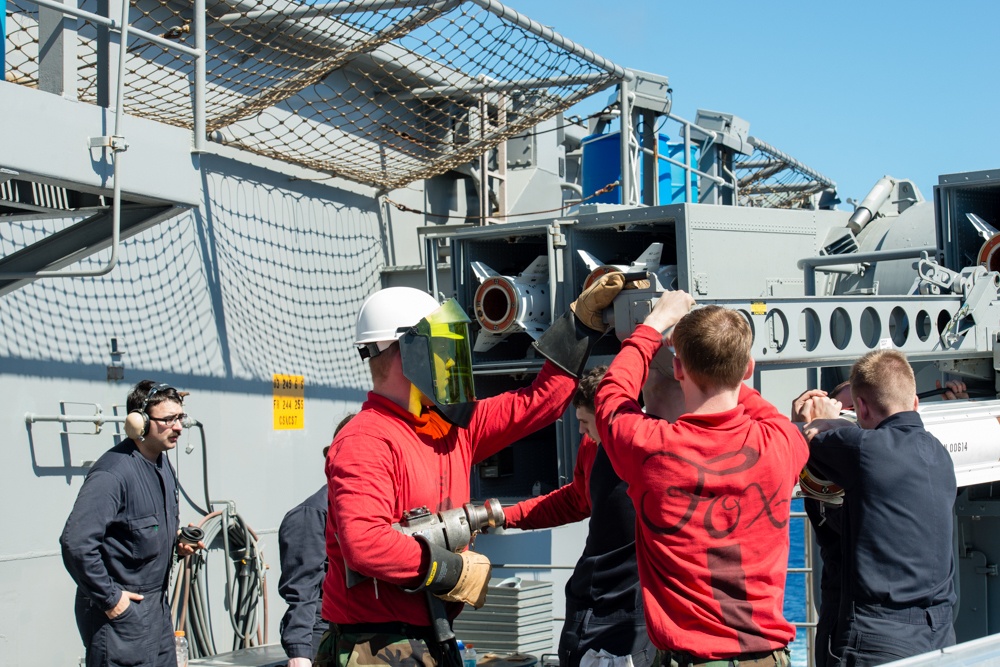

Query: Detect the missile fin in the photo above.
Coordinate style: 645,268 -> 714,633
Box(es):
474,331 -> 505,353
631,243 -> 664,272
517,255 -> 549,283
577,249 -> 605,272
967,213 -> 999,242
470,261 -> 500,283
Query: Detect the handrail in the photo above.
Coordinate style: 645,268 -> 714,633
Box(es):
0,0 -> 129,279
798,245 -> 938,296
748,136 -> 836,191
28,0 -> 200,57
193,0 -> 206,152
490,508 -> 818,664
467,0 -> 631,81
2,0 -> 206,278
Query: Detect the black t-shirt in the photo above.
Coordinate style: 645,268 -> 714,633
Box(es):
565,444 -> 643,615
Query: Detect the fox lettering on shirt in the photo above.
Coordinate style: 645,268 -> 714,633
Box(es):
639,445 -> 790,538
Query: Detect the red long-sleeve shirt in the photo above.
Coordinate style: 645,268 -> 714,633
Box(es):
503,435 -> 595,529
322,361 -> 577,627
596,325 -> 808,659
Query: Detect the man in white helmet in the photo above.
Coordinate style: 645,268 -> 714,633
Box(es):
315,276 -> 628,667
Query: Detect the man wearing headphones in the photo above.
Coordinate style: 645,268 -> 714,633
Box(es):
61,380 -> 204,667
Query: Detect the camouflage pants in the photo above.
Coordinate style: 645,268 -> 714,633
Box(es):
314,624 -> 438,667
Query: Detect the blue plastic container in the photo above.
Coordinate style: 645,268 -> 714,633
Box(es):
581,131 -> 698,205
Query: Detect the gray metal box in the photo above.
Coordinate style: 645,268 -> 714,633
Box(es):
453,579 -> 554,655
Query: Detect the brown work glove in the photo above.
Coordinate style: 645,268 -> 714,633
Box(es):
436,550 -> 492,609
571,273 -> 623,332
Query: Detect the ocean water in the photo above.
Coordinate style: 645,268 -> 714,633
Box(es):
785,498 -> 810,667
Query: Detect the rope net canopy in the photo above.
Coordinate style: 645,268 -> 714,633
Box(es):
733,136 -> 838,209
4,0 -> 624,190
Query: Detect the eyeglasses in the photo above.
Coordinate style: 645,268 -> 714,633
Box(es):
148,413 -> 187,427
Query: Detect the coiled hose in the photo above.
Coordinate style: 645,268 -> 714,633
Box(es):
170,506 -> 269,658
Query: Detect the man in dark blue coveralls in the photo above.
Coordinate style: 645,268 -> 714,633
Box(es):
804,350 -> 957,667
278,413 -> 355,667
61,381 -> 204,667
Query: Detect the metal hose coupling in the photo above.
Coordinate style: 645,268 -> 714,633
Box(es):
465,498 -> 505,532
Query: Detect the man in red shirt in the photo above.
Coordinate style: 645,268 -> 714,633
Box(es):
503,364 -> 684,667
316,279 -> 622,667
596,293 -> 808,667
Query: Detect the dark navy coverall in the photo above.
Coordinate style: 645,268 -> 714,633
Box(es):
278,484 -> 329,661
61,439 -> 179,667
809,412 -> 957,667
803,499 -> 843,667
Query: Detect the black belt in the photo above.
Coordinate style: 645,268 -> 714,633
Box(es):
667,649 -> 782,667
333,621 -> 435,642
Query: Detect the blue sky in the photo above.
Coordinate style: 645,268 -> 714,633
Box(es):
503,0 -> 1000,207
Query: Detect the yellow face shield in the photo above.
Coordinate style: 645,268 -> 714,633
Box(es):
400,298 -> 476,426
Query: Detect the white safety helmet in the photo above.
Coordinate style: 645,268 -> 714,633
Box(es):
355,287 -> 442,354
355,287 -> 478,426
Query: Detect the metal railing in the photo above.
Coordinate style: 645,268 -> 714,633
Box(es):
489,507 -> 819,665
2,0 -> 206,280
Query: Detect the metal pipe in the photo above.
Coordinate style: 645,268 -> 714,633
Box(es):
425,235 -> 439,300
796,246 -> 939,270
490,563 -> 816,574
683,118 -> 692,203
721,163 -> 739,202
736,159 -> 785,170
1,0 -> 6,75
492,563 -> 577,570
26,412 -> 198,427
798,245 -> 938,296
466,0 -> 629,80
25,412 -> 121,425
216,0 -> 439,24
747,136 -> 836,190
477,95 -> 489,225
666,110 -> 729,202
27,0 -> 200,57
649,113 -> 659,207
546,221 -> 558,323
666,111 -> 714,140
742,181 -> 827,195
640,146 -> 725,186
402,72 -> 611,100
618,77 -> 632,206
0,0 -> 131,279
804,516 -> 817,664
809,264 -> 867,275
193,0 -> 206,152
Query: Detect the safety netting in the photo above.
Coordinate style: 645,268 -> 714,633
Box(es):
4,0 -> 624,190
733,136 -> 837,209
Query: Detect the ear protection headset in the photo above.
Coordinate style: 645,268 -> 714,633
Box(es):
124,383 -> 174,441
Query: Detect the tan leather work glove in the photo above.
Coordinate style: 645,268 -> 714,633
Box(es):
571,272 -> 649,332
435,550 -> 492,608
